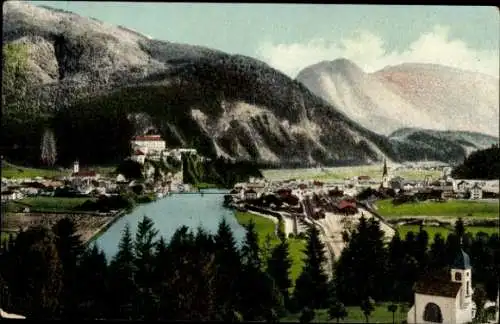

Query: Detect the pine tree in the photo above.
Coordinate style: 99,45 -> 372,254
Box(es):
428,233 -> 448,270
109,223 -> 138,319
134,216 -> 159,320
3,227 -> 63,318
239,220 -> 282,320
52,218 -> 85,318
293,225 -> 329,310
76,244 -> 109,319
214,218 -> 242,320
267,234 -> 293,309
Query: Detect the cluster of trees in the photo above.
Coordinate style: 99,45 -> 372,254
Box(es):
1,211 -> 498,322
182,154 -> 263,188
451,144 -> 500,180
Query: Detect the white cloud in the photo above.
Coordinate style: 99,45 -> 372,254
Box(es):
256,25 -> 499,78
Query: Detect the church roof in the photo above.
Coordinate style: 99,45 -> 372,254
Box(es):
451,249 -> 472,270
415,280 -> 462,298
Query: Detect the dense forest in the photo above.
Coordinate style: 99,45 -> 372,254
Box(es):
451,145 -> 500,180
182,153 -> 264,188
0,215 -> 498,322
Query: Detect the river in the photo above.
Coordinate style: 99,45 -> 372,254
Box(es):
93,189 -> 246,259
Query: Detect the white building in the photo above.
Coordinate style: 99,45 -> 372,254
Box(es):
131,148 -> 146,165
130,135 -> 166,153
470,183 -> 483,200
407,249 -> 474,324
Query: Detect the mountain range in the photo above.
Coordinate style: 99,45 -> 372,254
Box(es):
2,2 -> 498,167
296,59 -> 499,137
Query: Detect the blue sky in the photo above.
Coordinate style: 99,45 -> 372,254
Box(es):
24,2 -> 500,77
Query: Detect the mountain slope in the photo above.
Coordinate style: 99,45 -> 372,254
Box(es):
296,59 -> 499,137
1,2 -> 474,167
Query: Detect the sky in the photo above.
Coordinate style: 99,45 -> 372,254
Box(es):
24,2 -> 500,78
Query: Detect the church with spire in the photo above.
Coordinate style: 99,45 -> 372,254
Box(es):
381,159 -> 390,189
407,248 -> 476,324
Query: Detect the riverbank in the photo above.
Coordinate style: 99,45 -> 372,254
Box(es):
83,209 -> 127,246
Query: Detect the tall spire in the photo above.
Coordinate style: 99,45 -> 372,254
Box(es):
382,159 -> 388,178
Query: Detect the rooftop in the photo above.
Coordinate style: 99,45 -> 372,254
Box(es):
452,249 -> 472,270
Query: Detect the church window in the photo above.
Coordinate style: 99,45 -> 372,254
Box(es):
455,272 -> 462,281
466,282 -> 470,296
423,303 -> 443,323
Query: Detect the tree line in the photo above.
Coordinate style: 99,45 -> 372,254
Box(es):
0,214 -> 498,322
451,144 -> 500,180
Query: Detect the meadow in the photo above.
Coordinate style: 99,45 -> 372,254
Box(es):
261,164 -> 441,182
375,199 -> 499,218
10,196 -> 94,213
396,225 -> 498,242
282,302 -> 410,323
1,161 -> 117,179
234,211 -> 305,286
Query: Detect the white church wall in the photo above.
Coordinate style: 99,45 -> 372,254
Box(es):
410,293 -> 456,324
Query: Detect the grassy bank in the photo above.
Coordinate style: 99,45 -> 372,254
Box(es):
262,165 -> 441,182
193,182 -> 220,190
282,303 -> 409,323
397,224 -> 499,241
234,211 -> 306,286
375,199 -> 499,218
10,197 -> 94,213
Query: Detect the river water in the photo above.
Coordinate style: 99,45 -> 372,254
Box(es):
93,189 -> 246,259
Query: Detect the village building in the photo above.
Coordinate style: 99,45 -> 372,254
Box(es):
244,188 -> 258,200
131,148 -> 147,165
130,135 -> 166,153
469,183 -> 483,200
407,249 -> 475,324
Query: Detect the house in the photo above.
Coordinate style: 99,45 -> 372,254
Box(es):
456,180 -> 471,193
244,189 -> 258,200
131,149 -> 147,165
407,249 -> 474,324
1,190 -> 23,201
469,183 -> 483,200
336,200 -> 358,215
130,135 -> 166,153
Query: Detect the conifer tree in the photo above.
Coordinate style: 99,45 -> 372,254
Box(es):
109,223 -> 138,319
293,225 -> 329,310
214,218 -> 242,320
267,233 -> 293,308
52,218 -> 85,317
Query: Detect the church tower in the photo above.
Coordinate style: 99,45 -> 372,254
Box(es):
450,249 -> 473,322
73,160 -> 79,174
381,159 -> 389,188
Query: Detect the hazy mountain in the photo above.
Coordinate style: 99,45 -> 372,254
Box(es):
389,128 -> 499,158
296,59 -> 499,137
1,2 -> 477,166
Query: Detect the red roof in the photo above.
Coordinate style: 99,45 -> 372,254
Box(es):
298,184 -> 307,189
313,181 -> 324,186
358,175 -> 371,180
134,149 -> 146,156
73,171 -> 97,177
338,200 -> 357,210
132,135 -> 163,141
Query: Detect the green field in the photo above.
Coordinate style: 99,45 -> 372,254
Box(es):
1,161 -> 117,179
397,225 -> 498,242
234,211 -> 306,286
375,199 -> 499,218
1,161 -> 67,179
261,164 -> 441,182
282,303 -> 409,323
12,197 -> 94,212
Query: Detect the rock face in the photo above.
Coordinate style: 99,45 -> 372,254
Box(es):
2,2 -> 489,166
296,59 -> 499,137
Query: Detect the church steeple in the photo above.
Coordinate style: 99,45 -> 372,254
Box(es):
382,159 -> 388,178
